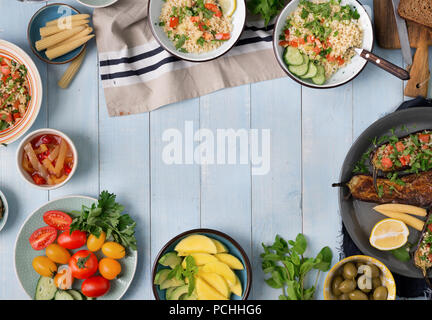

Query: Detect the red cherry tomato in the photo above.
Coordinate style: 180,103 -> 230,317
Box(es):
29,226 -> 57,250
69,250 -> 98,279
43,210 -> 72,230
57,230 -> 87,249
81,276 -> 110,298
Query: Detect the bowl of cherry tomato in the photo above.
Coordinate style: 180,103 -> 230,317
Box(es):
16,128 -> 78,190
15,195 -> 137,300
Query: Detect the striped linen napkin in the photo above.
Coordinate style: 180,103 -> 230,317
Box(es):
93,0 -> 285,116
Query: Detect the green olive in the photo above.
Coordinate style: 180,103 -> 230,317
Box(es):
343,262 -> 357,279
372,277 -> 382,289
338,279 -> 356,293
331,276 -> 343,296
339,293 -> 350,300
369,264 -> 380,278
349,289 -> 369,300
373,286 -> 388,300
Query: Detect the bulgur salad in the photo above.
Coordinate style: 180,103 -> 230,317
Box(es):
0,55 -> 30,131
159,0 -> 233,54
279,0 -> 363,84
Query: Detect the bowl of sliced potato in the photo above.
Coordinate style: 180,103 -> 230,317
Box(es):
152,228 -> 252,300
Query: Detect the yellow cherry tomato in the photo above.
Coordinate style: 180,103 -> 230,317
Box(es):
87,232 -> 106,252
99,258 -> 122,280
45,243 -> 71,264
102,242 -> 125,259
32,256 -> 57,277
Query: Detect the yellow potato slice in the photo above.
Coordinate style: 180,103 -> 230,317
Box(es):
196,277 -> 228,300
374,204 -> 427,217
215,253 -> 244,270
373,208 -> 425,231
199,273 -> 230,298
202,261 -> 236,286
174,235 -> 217,254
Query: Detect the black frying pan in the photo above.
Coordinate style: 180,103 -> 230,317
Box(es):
338,105 -> 432,278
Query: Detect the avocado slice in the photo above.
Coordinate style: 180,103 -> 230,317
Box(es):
167,285 -> 189,300
160,277 -> 185,290
154,268 -> 171,285
181,291 -> 198,300
165,286 -> 177,300
158,252 -> 182,269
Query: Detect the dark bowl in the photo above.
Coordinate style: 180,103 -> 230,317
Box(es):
152,228 -> 252,300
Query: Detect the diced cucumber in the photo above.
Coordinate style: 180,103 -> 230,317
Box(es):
158,252 -> 182,269
283,46 -> 304,66
68,289 -> 84,300
160,277 -> 185,290
34,276 -> 57,300
154,268 -> 171,285
312,65 -> 326,85
54,290 -> 74,300
301,62 -> 317,79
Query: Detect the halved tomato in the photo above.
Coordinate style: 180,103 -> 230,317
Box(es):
43,210 -> 72,230
29,226 -> 57,250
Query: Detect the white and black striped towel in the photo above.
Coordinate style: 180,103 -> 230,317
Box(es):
93,0 -> 285,116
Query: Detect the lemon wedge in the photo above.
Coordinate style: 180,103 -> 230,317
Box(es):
369,218 -> 409,251
219,0 -> 236,17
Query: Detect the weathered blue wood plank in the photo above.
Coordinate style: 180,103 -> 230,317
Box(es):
0,0 -> 48,300
150,99 -> 201,284
250,77 -> 302,299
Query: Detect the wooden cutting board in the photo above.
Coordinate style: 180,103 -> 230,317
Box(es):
373,0 -> 431,98
374,0 -> 432,49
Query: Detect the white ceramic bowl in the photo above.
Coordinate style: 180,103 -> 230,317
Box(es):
273,0 -> 373,88
148,0 -> 246,62
16,128 -> 78,190
0,40 -> 43,145
0,190 -> 9,232
76,0 -> 118,8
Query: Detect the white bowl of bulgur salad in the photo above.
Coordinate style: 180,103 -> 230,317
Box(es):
0,40 -> 42,145
273,0 -> 373,88
148,0 -> 246,62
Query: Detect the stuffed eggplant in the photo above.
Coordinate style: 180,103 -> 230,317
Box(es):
370,130 -> 432,173
340,171 -> 432,207
414,211 -> 432,283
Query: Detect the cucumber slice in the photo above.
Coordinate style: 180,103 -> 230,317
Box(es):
312,65 -> 326,85
158,252 -> 182,269
154,269 -> 171,285
160,277 -> 185,290
54,290 -> 74,300
68,289 -> 84,300
289,61 -> 309,77
34,276 -> 57,300
283,46 -> 303,66
301,62 -> 317,79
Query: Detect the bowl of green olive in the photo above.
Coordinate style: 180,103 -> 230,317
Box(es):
323,255 -> 396,300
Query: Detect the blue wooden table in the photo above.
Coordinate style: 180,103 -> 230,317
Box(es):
0,0 -> 430,300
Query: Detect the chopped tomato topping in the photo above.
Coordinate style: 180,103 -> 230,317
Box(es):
381,157 -> 393,169
32,174 -> 46,185
169,17 -> 179,28
12,71 -> 20,80
428,253 -> 432,263
313,46 -> 321,54
190,16 -> 200,23
314,39 -> 322,47
284,29 -> 290,40
204,3 -> 222,17
395,142 -> 405,152
198,22 -> 205,31
336,56 -> 345,65
307,35 -> 315,43
203,32 -> 213,40
400,155 -> 410,166
1,113 -> 12,123
422,144 -> 429,150
326,54 -> 335,62
419,133 -> 430,143
428,224 -> 432,233
297,37 -> 305,45
289,40 -> 298,48
385,145 -> 394,153
279,40 -> 290,47
13,112 -> 20,120
1,66 -> 10,76
215,33 -> 230,40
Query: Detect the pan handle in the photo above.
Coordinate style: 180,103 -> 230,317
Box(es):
359,49 -> 410,80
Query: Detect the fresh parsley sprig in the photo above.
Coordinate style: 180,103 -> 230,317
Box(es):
69,191 -> 137,251
247,0 -> 286,26
261,234 -> 332,300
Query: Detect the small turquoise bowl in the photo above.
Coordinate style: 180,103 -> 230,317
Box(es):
27,3 -> 87,64
152,228 -> 252,300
